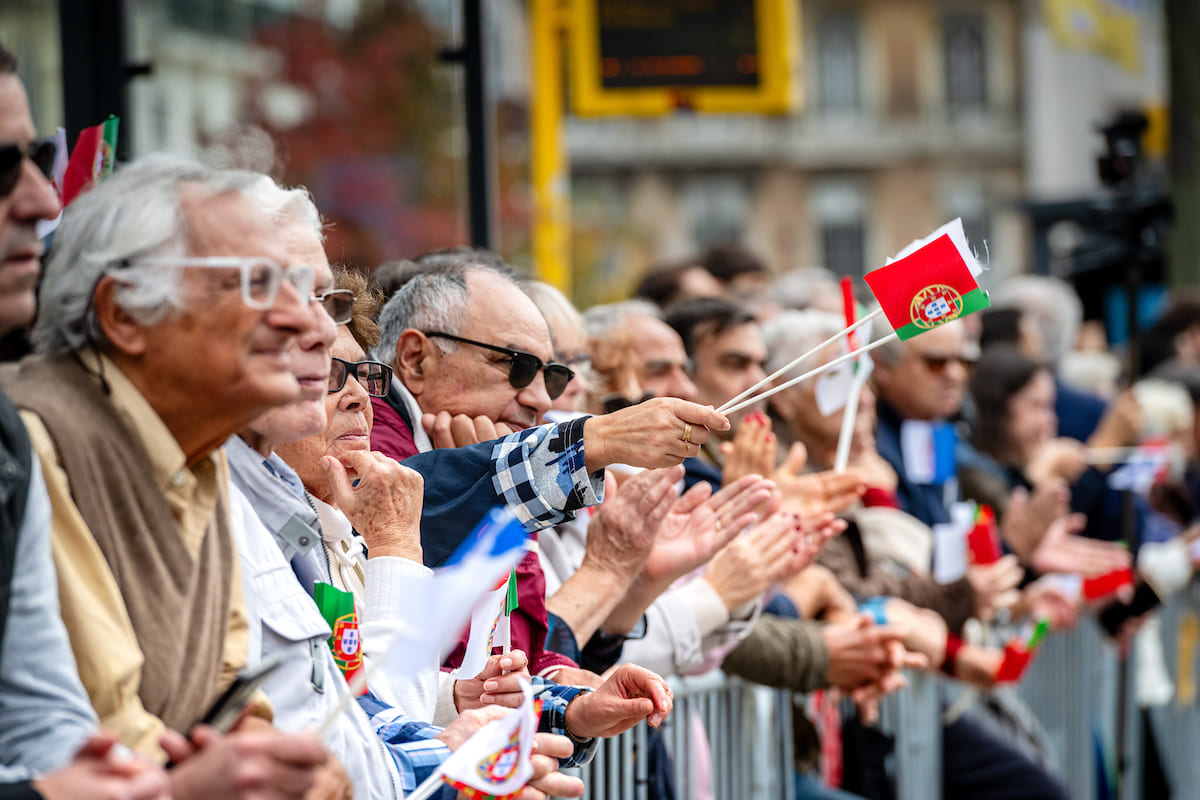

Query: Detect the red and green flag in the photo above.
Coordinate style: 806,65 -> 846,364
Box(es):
864,219 -> 990,340
967,504 -> 1003,565
995,618 -> 1050,684
313,582 -> 366,694
61,115 -> 119,207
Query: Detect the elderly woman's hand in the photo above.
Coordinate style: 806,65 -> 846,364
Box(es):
323,451 -> 424,562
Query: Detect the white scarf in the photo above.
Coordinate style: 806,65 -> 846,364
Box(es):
311,495 -> 367,604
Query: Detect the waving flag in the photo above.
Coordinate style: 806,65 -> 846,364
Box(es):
440,679 -> 543,800
864,218 -> 989,340
967,505 -> 1003,565
995,619 -> 1050,684
381,506 -> 527,682
1107,438 -> 1171,494
314,582 -> 366,694
62,115 -> 119,206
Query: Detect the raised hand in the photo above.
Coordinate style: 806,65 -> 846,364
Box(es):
772,443 -> 866,522
966,554 -> 1023,622
453,650 -> 532,711
1030,513 -> 1132,577
720,411 -> 776,484
582,398 -> 730,471
640,474 -> 774,588
702,512 -> 810,612
563,664 -> 674,738
323,450 -> 423,561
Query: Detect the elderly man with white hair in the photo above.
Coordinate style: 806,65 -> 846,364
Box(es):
2,156 -> 332,799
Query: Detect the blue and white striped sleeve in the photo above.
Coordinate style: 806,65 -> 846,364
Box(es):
491,417 -> 605,532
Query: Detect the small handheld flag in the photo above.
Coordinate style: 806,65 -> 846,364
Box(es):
407,679 -> 543,800
864,218 -> 990,340
994,618 -> 1050,684
966,505 -> 1003,565
1081,567 -> 1135,601
313,583 -> 366,695
62,115 -> 119,206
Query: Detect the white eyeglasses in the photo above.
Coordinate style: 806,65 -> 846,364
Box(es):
128,256 -> 316,311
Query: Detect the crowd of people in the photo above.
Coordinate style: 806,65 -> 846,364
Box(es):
3,38 -> 1200,800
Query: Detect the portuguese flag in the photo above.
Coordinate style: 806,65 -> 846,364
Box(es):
61,115 -> 119,207
314,582 -> 366,694
864,222 -> 990,341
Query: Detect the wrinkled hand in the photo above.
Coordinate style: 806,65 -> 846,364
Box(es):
640,475 -> 774,587
564,664 -> 674,738
1030,513 -> 1132,577
454,650 -> 532,711
1026,437 -> 1089,486
772,443 -> 866,522
583,398 -> 730,471
999,482 -> 1069,562
703,512 -> 810,611
548,666 -> 605,690
1088,390 -> 1143,452
324,450 -> 423,561
584,466 -> 683,578
34,733 -> 170,800
720,411 -> 776,483
522,733 -> 585,799
423,411 -> 514,449
966,554 -> 1023,622
161,724 -> 327,800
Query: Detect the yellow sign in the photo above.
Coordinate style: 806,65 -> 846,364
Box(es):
569,0 -> 801,116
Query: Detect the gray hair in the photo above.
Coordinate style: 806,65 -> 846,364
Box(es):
990,275 -> 1082,367
761,309 -> 846,374
373,260 -> 516,365
582,299 -> 662,341
33,155 -> 261,355
241,175 -> 323,240
771,267 -> 841,312
523,280 -> 584,348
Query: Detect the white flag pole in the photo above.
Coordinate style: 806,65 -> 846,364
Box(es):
723,333 -> 898,418
404,768 -> 448,800
833,358 -> 870,474
717,308 -> 883,415
315,647 -> 387,737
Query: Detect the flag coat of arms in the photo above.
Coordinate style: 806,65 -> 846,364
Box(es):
313,582 -> 367,693
440,679 -> 542,800
61,115 -> 119,206
865,219 -> 989,340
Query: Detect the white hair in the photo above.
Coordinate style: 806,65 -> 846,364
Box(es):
990,275 -> 1082,367
761,309 -> 846,374
523,280 -> 584,349
373,260 -> 516,365
241,174 -> 323,240
33,155 -> 261,355
582,299 -> 662,342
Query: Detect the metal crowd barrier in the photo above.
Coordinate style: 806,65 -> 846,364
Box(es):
567,672 -> 795,800
560,588 -> 1200,800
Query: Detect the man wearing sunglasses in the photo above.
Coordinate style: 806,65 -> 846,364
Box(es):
871,318 -> 972,527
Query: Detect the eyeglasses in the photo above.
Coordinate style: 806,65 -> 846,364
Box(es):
329,357 -> 392,397
424,331 -> 576,400
918,353 -> 973,374
0,139 -> 57,198
602,391 -> 654,414
312,289 -> 354,325
131,257 -> 315,311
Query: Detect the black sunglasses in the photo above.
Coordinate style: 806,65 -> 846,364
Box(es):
313,289 -> 355,325
919,353 -> 973,374
424,331 -> 575,400
0,139 -> 57,198
329,357 -> 392,397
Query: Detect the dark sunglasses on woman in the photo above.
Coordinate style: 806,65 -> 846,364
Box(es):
328,357 -> 393,397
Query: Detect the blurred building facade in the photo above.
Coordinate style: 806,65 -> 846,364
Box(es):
560,0 -> 1167,305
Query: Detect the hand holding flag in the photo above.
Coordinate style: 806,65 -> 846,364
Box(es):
719,219 -> 989,416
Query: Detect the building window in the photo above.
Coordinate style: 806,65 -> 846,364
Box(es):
813,179 -> 867,277
821,222 -> 866,278
816,12 -> 861,112
682,174 -> 749,249
943,12 -> 987,112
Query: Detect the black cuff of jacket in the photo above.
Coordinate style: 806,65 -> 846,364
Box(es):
559,416 -> 595,511
0,780 -> 44,800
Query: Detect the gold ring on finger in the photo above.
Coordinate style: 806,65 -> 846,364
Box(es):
680,422 -> 693,444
